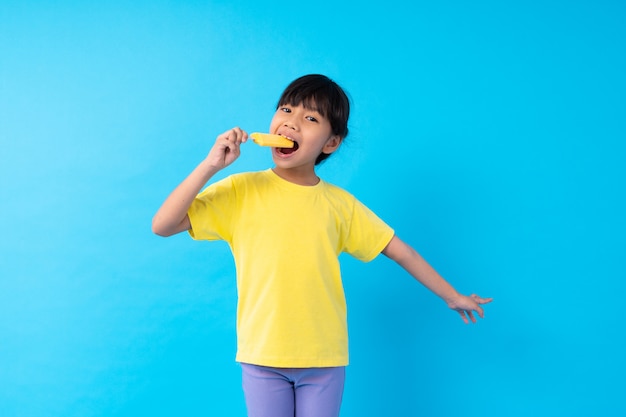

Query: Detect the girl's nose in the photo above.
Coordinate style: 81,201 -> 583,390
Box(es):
283,120 -> 299,131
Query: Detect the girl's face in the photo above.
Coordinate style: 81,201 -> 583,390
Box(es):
268,103 -> 341,183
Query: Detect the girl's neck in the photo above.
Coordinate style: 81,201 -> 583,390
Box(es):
271,167 -> 320,186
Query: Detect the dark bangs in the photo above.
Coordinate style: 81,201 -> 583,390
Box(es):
276,74 -> 350,138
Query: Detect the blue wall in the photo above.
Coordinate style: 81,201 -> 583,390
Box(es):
1,1 -> 624,416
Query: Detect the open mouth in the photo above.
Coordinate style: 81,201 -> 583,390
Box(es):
277,140 -> 299,155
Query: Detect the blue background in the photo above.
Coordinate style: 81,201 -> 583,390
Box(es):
1,1 -> 625,416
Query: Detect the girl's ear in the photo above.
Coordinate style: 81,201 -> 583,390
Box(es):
322,135 -> 343,154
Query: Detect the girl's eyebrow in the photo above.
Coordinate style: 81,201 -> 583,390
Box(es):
302,102 -> 323,115
280,101 -> 324,116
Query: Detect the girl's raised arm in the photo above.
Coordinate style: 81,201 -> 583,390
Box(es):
152,127 -> 247,237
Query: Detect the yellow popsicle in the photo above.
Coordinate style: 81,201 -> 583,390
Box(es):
250,133 -> 294,148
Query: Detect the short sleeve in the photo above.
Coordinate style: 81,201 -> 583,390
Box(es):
187,176 -> 238,242
342,199 -> 395,262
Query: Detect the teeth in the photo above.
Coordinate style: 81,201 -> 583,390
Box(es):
250,133 -> 295,148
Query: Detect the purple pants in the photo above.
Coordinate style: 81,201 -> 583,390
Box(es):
241,363 -> 345,417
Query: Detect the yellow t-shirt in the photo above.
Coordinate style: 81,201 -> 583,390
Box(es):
188,169 -> 394,367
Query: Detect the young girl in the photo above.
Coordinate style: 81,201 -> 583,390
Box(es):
152,74 -> 492,417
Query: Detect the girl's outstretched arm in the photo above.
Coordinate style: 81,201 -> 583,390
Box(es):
152,127 -> 247,237
382,235 -> 493,324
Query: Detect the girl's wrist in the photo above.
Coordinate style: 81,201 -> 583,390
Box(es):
199,157 -> 223,176
442,291 -> 462,306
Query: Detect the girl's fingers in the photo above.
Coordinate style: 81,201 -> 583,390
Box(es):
458,311 -> 469,324
471,294 -> 494,305
230,127 -> 247,143
467,310 -> 477,323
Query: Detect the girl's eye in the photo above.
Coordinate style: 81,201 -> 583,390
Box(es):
306,116 -> 318,123
280,107 -> 291,113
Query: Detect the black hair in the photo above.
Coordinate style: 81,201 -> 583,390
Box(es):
276,74 -> 350,164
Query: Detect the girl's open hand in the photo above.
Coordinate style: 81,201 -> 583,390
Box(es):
447,294 -> 493,324
206,127 -> 248,169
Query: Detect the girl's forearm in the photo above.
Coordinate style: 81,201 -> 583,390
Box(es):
152,159 -> 220,236
404,250 -> 460,303
383,236 -> 460,303
383,235 -> 492,323
152,127 -> 247,236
